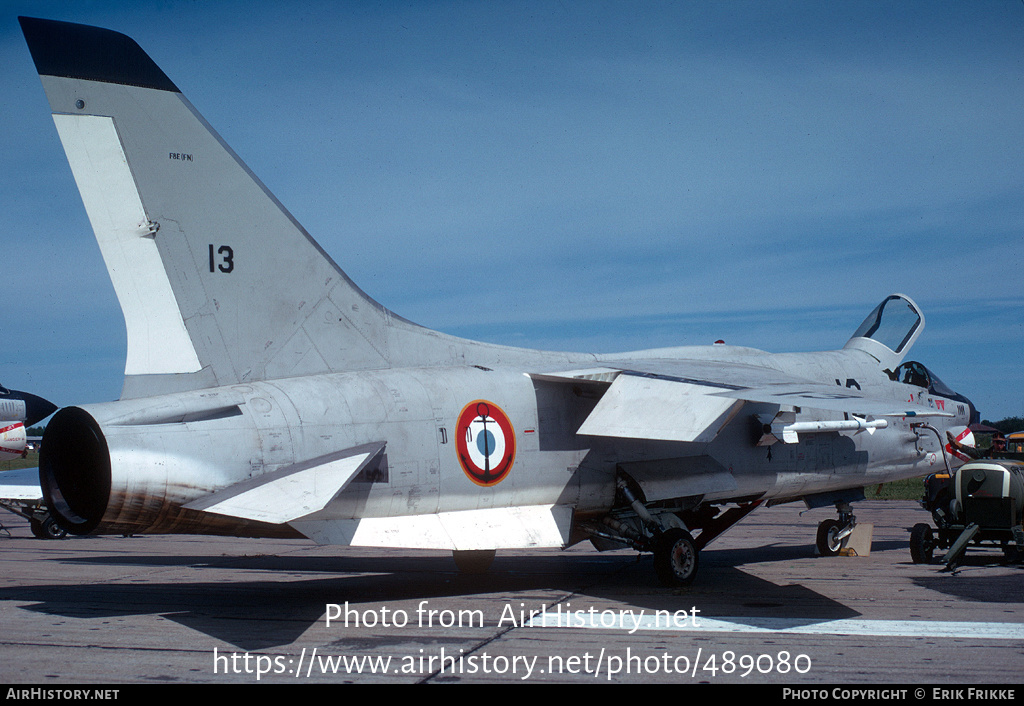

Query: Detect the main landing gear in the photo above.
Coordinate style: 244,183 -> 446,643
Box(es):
581,476 -> 763,587
653,528 -> 699,586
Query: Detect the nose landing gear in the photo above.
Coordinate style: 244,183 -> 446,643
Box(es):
816,502 -> 856,557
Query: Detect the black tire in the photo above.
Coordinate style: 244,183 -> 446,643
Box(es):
654,528 -> 699,586
816,519 -> 843,557
453,549 -> 495,574
31,515 -> 67,540
909,523 -> 934,564
41,515 -> 67,540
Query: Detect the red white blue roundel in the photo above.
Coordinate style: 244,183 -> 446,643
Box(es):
456,400 -> 516,487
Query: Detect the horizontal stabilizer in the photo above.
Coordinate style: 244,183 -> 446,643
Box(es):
0,467 -> 43,502
577,374 -> 743,443
184,443 -> 385,524
290,504 -> 573,550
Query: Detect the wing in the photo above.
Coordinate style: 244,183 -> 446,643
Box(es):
530,358 -> 951,444
0,467 -> 44,502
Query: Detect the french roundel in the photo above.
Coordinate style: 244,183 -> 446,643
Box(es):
456,400 -> 516,487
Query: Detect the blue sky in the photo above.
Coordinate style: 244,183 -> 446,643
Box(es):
2,1 -> 1022,421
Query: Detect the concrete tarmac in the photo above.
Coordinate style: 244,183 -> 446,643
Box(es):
1,500 -> 1021,685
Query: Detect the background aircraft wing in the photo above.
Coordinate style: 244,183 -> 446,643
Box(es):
0,467 -> 43,502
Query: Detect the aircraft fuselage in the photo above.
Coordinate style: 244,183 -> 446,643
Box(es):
43,345 -> 969,540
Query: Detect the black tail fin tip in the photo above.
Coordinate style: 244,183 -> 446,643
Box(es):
19,16 -> 178,92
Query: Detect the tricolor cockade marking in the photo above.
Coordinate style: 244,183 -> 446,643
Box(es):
456,400 -> 515,487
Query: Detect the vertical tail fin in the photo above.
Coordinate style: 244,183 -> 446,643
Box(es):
21,17 -> 447,398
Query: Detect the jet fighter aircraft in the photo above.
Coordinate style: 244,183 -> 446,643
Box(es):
15,17 -> 977,584
0,385 -> 60,538
0,385 -> 56,461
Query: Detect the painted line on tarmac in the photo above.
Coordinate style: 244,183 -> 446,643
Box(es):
527,614 -> 1024,640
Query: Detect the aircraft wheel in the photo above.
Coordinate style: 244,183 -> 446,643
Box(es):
816,519 -> 844,557
31,515 -> 67,540
42,515 -> 67,540
654,529 -> 699,586
453,549 -> 495,574
909,523 -> 934,564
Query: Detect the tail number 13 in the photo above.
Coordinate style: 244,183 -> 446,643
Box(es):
208,244 -> 234,273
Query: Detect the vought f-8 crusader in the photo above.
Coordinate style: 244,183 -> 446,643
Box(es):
12,17 -> 977,585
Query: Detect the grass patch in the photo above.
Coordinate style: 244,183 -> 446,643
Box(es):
866,477 -> 926,501
0,451 -> 39,472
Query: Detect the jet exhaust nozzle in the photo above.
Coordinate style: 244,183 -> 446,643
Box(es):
39,401 -> 303,539
40,407 -> 111,535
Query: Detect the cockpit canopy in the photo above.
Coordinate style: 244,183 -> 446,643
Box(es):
844,295 -> 978,425
893,360 -> 979,424
894,361 -> 955,396
843,294 -> 924,370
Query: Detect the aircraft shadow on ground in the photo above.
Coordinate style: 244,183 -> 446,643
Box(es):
2,544 -> 865,649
